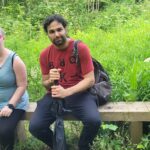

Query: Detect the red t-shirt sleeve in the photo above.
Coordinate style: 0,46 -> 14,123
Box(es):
39,49 -> 49,75
78,42 -> 94,75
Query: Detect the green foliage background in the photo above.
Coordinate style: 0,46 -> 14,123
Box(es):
0,0 -> 149,149
0,0 -> 149,102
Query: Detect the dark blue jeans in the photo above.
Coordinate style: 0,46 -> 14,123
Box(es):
29,91 -> 101,150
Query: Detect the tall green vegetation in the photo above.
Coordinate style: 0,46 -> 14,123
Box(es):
0,0 -> 149,101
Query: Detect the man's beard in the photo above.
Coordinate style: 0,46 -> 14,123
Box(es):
53,36 -> 67,47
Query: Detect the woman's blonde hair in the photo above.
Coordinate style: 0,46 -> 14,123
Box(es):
0,27 -> 5,36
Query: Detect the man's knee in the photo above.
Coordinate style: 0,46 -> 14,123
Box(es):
92,119 -> 101,128
84,117 -> 101,127
29,121 -> 41,136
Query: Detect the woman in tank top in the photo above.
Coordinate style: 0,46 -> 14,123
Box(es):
0,27 -> 29,150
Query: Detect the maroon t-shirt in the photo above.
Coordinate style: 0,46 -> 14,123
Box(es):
40,39 -> 94,89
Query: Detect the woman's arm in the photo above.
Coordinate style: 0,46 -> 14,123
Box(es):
8,56 -> 27,107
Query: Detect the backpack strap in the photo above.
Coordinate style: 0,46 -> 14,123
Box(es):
73,40 -> 81,64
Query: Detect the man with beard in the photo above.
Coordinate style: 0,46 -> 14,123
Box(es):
29,14 -> 101,150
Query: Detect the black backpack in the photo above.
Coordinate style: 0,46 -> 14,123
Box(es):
73,40 -> 111,106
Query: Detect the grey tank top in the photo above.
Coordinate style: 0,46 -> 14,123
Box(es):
0,51 -> 29,110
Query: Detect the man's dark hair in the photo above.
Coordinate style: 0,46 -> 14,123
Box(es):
43,14 -> 68,33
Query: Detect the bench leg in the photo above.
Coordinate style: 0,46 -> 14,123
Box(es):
16,121 -> 27,142
129,121 -> 143,144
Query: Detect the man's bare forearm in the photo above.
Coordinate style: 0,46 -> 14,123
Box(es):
66,77 -> 95,97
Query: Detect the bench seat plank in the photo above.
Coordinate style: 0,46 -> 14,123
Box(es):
22,102 -> 150,121
99,102 -> 129,121
145,102 -> 150,111
127,102 -> 150,121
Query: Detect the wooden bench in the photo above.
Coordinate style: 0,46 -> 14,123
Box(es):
17,102 -> 150,144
